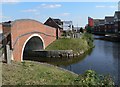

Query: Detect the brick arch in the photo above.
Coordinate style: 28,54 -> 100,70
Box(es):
21,34 -> 45,61
11,19 -> 57,61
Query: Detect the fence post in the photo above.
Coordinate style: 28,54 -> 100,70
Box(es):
6,44 -> 11,64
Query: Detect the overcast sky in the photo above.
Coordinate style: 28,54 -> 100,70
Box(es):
1,1 -> 119,27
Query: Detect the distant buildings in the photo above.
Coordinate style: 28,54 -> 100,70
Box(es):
104,16 -> 114,33
90,11 -> 120,35
88,17 -> 94,27
0,23 -> 2,34
44,17 -> 73,31
44,17 -> 63,31
62,21 -> 73,31
114,11 -> 120,33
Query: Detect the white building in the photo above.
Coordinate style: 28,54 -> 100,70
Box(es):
62,21 -> 73,31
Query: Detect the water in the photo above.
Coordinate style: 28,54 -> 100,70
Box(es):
25,36 -> 120,84
60,37 -> 120,84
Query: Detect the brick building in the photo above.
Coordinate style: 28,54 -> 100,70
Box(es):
88,17 -> 94,27
104,16 -> 114,33
114,11 -> 120,34
93,11 -> 120,34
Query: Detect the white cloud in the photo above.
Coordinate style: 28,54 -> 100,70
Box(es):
96,5 -> 106,8
96,5 -> 117,8
61,13 -> 70,16
0,0 -> 20,4
109,6 -> 117,8
41,4 -> 62,8
21,9 -> 38,12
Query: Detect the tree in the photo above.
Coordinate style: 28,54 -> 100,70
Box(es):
80,27 -> 84,33
86,26 -> 92,33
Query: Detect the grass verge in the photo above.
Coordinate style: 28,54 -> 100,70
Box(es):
2,61 -> 114,86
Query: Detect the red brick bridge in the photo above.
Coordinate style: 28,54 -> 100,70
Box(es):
2,19 -> 60,62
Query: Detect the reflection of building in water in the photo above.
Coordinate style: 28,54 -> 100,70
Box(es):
112,43 -> 120,85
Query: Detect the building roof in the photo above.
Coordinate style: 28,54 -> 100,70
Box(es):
44,17 -> 63,29
114,11 -> 120,19
105,16 -> 114,23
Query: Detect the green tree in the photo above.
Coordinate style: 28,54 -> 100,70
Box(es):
80,27 -> 84,33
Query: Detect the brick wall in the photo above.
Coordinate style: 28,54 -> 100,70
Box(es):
10,19 -> 57,61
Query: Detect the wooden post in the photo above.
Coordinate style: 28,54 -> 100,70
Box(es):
56,28 -> 59,39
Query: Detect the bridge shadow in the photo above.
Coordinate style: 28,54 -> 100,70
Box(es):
23,36 -> 44,62
23,48 -> 93,67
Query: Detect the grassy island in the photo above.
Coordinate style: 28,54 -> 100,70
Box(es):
46,33 -> 94,54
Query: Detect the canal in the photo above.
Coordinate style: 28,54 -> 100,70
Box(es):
25,35 -> 120,84
61,37 -> 120,85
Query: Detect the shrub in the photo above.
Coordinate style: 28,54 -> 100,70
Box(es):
73,70 -> 114,86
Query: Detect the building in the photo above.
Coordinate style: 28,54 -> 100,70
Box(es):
105,16 -> 114,33
114,11 -> 120,34
44,17 -> 63,31
62,21 -> 73,31
92,11 -> 120,35
88,17 -> 94,27
99,19 -> 105,33
0,23 -> 2,34
44,17 -> 63,38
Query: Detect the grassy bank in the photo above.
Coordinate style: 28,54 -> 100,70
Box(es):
2,61 -> 77,85
2,61 -> 114,86
46,33 -> 94,53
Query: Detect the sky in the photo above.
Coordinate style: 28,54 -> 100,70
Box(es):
1,1 -> 119,27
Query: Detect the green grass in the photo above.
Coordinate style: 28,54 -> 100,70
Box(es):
2,61 -> 114,86
46,33 -> 94,54
2,61 -> 77,85
46,38 -> 89,53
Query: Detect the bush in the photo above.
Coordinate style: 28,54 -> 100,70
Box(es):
73,70 -> 114,86
82,33 -> 94,48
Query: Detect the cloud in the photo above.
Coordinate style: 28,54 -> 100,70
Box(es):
109,6 -> 117,8
41,4 -> 62,8
96,5 -> 117,8
61,13 -> 70,16
0,0 -> 20,4
96,5 -> 106,8
21,9 -> 38,12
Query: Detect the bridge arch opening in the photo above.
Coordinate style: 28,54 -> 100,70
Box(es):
21,34 -> 45,61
